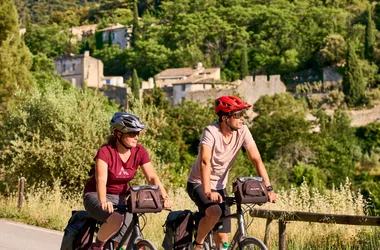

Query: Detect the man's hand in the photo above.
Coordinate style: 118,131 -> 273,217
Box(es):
268,191 -> 277,203
205,191 -> 223,203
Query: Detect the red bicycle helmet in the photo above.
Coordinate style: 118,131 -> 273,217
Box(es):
214,96 -> 252,115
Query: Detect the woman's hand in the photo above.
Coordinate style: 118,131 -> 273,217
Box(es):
101,201 -> 114,213
162,195 -> 173,208
163,199 -> 173,208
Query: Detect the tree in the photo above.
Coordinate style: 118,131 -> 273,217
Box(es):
25,24 -> 76,57
343,41 -> 366,106
0,79 -> 119,194
93,45 -> 126,76
310,109 -> 361,186
241,47 -> 249,79
132,0 -> 140,46
132,68 -> 140,100
0,0 -> 32,115
365,4 -> 374,61
318,34 -> 347,66
143,83 -> 168,109
251,93 -> 311,163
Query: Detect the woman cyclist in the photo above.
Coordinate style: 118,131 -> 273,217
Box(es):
83,112 -> 172,250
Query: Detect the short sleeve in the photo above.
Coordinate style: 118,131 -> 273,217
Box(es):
242,125 -> 255,147
200,127 -> 215,149
139,146 -> 151,166
95,146 -> 111,165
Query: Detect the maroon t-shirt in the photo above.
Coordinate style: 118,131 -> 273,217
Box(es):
84,143 -> 151,195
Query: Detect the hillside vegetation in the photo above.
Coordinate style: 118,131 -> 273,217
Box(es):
0,0 -> 380,247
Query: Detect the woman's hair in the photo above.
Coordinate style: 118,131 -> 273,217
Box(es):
103,134 -> 117,146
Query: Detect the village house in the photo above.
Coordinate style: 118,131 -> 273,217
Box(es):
142,62 -> 225,105
54,51 -> 127,108
142,62 -> 287,108
98,23 -> 133,49
69,24 -> 98,43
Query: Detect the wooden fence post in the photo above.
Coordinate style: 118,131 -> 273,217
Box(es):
18,177 -> 26,212
264,218 -> 273,246
279,220 -> 286,250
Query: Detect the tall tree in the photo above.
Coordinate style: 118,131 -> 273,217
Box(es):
241,47 -> 249,79
132,68 -> 140,100
132,0 -> 140,46
343,41 -> 366,107
0,0 -> 32,115
365,3 -> 374,61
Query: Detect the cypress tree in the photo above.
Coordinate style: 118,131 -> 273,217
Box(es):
132,68 -> 140,100
365,4 -> 374,61
132,0 -> 140,46
343,41 -> 366,107
241,48 -> 249,79
0,0 -> 32,114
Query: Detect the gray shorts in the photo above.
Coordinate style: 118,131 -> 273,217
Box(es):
83,192 -> 136,245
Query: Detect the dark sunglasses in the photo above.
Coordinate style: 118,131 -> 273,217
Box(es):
231,111 -> 245,119
124,131 -> 140,137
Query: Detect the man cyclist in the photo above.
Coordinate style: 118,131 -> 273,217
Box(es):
187,96 -> 276,250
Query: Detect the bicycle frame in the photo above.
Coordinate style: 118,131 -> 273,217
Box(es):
205,202 -> 253,250
105,213 -> 145,250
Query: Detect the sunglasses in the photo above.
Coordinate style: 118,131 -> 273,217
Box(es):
231,111 -> 245,119
124,131 -> 140,138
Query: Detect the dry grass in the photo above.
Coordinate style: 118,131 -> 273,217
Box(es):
0,178 -> 379,249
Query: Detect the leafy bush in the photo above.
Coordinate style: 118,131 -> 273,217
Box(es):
0,80 -> 118,194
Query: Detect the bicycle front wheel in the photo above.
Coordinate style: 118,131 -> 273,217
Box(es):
134,239 -> 158,250
235,237 -> 268,250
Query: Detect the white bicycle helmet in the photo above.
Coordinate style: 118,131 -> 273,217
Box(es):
110,112 -> 146,133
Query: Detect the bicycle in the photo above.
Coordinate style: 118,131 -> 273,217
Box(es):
192,179 -> 269,250
92,204 -> 158,250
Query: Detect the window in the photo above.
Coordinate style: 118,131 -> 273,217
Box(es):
203,84 -> 206,89
72,63 -> 76,71
63,64 -> 66,72
111,32 -> 115,40
106,79 -> 111,85
181,85 -> 186,91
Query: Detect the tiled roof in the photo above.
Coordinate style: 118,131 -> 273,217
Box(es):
99,23 -> 125,32
156,68 -> 197,78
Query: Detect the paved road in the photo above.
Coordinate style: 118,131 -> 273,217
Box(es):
0,219 -> 63,250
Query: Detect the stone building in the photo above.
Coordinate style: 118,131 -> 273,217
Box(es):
54,51 -> 127,108
54,51 -> 104,89
98,23 -> 132,49
69,24 -> 98,43
142,62 -> 223,105
186,75 -> 286,106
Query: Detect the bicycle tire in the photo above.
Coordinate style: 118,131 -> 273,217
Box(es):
234,237 -> 268,250
134,239 -> 158,250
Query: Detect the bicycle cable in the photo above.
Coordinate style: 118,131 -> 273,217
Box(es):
243,204 -> 256,230
138,213 -> 148,235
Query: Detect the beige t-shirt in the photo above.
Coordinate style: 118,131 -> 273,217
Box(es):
187,122 -> 255,190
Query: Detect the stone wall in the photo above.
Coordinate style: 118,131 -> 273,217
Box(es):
323,67 -> 343,83
347,105 -> 380,126
307,105 -> 380,129
186,75 -> 286,105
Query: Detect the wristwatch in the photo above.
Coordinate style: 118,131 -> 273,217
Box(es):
266,185 -> 273,192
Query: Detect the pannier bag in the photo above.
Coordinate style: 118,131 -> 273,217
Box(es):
233,177 -> 268,204
60,210 -> 96,250
127,185 -> 163,213
162,210 -> 193,250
